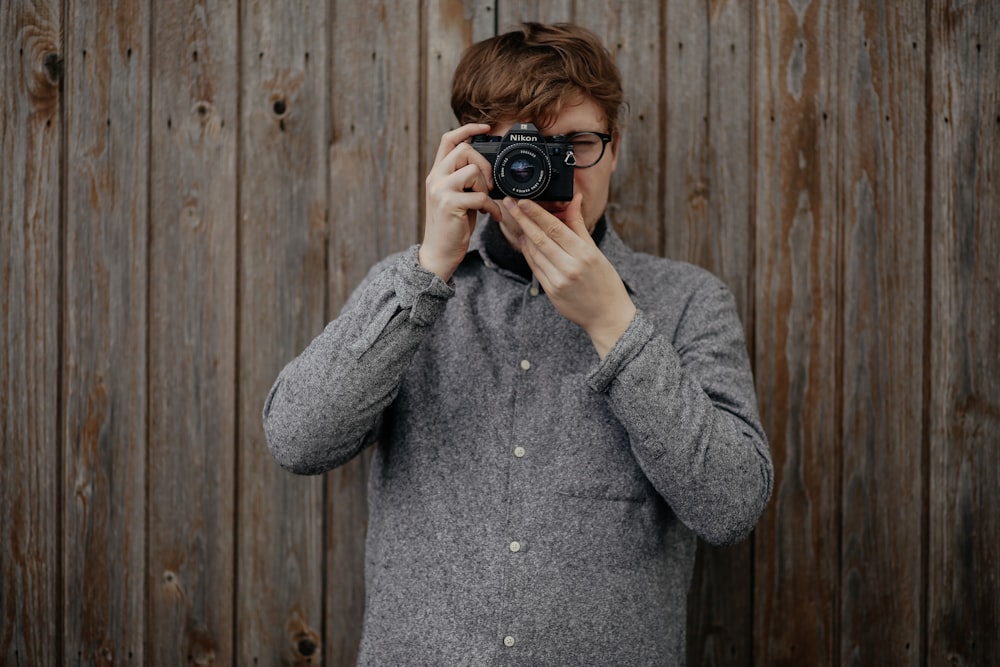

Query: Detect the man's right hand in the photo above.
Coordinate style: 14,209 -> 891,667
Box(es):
418,123 -> 504,281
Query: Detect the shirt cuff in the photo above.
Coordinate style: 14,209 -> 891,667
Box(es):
586,309 -> 655,392
395,245 -> 455,326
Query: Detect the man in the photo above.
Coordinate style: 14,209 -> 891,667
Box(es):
264,22 -> 772,666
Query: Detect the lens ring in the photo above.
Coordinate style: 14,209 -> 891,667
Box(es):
493,143 -> 551,199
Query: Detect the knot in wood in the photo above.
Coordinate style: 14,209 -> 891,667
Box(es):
42,52 -> 64,84
297,638 -> 316,656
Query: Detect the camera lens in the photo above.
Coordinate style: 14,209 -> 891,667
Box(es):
509,158 -> 536,184
494,144 -> 551,199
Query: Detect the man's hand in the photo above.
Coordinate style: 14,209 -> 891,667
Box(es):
419,124 -> 504,281
503,194 -> 636,359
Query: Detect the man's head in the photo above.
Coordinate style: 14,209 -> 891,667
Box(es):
452,23 -> 625,235
451,22 -> 625,139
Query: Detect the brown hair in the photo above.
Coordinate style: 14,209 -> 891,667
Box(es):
451,22 -> 625,136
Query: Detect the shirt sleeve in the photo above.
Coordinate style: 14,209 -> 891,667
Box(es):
587,276 -> 773,545
262,245 -> 454,475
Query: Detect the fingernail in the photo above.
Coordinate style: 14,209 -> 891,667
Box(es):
503,197 -> 517,210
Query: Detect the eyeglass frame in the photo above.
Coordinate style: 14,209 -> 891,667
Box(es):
544,131 -> 614,169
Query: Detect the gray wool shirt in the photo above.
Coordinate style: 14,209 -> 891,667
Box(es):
263,217 -> 773,667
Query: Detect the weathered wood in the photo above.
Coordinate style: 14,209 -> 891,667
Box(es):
838,2 -> 927,665
237,2 -> 327,665
708,0 -> 754,321
928,1 -> 1000,665
147,1 -> 238,665
575,0 -> 663,255
686,1 -> 756,665
325,3 -> 423,663
421,0 -> 496,200
0,1 -> 62,665
496,0 -> 572,33
62,0 -> 150,663
753,1 -> 841,665
663,0 -> 708,263
4,2 -> 1000,664
686,542 -> 753,667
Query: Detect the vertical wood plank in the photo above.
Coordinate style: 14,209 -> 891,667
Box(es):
422,0 -> 497,196
238,2 -> 327,664
662,0 -> 708,263
325,2 -> 422,664
707,0 -> 754,320
573,0 -> 663,255
62,0 -> 150,663
687,1 -> 756,664
0,1 -> 62,664
753,1 -> 841,665
495,0 -> 571,33
838,2 -> 926,665
147,1 -> 237,664
928,1 -> 1000,664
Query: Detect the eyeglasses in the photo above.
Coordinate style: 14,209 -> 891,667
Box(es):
547,132 -> 614,169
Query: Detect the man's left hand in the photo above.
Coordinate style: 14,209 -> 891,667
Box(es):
502,194 -> 636,359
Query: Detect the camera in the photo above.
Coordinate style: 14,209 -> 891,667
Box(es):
470,123 -> 574,201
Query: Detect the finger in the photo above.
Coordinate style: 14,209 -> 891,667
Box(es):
440,162 -> 491,195
515,198 -> 566,239
562,193 -> 589,239
518,231 -> 558,285
504,198 -> 577,259
433,142 -> 495,191
436,191 -> 501,219
431,123 -> 492,175
434,123 -> 492,165
503,198 -> 555,249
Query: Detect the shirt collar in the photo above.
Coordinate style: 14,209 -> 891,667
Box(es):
466,212 -> 641,296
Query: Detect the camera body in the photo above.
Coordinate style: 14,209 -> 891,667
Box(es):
470,123 -> 574,201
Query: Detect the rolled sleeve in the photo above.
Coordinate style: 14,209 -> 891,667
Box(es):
586,309 -> 657,393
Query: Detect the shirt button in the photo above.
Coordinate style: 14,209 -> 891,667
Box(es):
509,541 -> 521,552
519,359 -> 531,371
513,446 -> 526,458
529,286 -> 540,297
503,635 -> 516,647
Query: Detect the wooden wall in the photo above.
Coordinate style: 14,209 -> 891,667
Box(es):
2,1 -> 997,665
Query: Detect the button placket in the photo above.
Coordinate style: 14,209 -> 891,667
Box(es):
500,278 -> 543,658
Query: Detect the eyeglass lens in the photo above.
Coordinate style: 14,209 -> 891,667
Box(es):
565,132 -> 607,168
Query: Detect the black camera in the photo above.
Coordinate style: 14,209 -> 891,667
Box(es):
470,123 -> 574,201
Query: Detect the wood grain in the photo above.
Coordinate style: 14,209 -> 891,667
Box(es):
62,0 -> 150,663
753,1 -> 841,664
838,2 -> 926,664
1,2 -> 997,664
237,2 -> 327,664
421,0 -> 496,207
496,0 -> 572,33
147,0 -> 238,664
708,0 -> 754,319
686,1 -> 756,665
928,1 -> 1000,664
325,3 -> 423,663
575,0 -> 663,254
663,0 -> 709,263
0,1 -> 62,664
